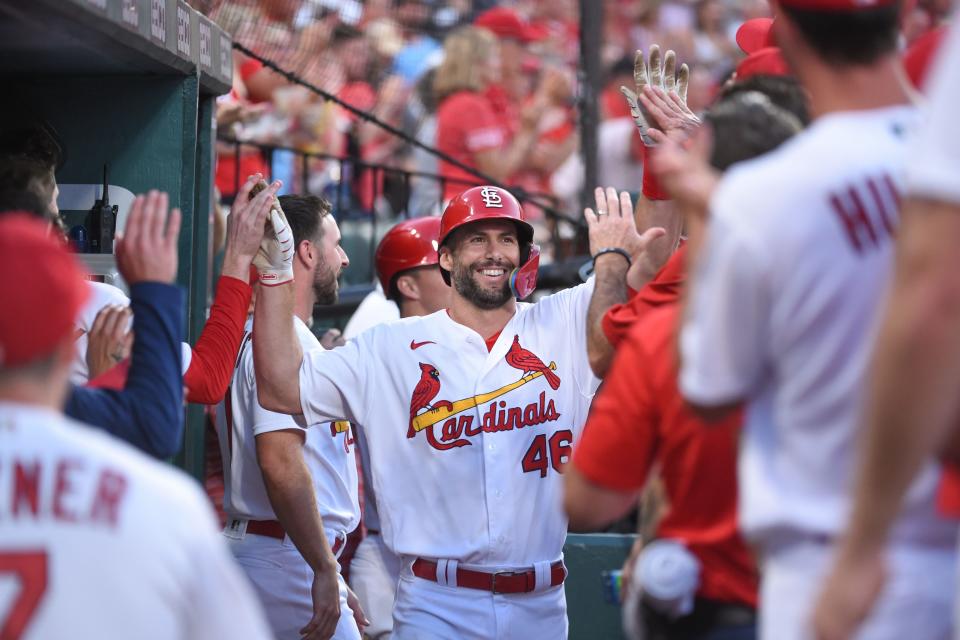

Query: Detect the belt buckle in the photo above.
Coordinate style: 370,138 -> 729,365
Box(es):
491,570 -> 519,594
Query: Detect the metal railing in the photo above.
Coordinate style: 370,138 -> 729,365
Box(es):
217,137 -> 589,321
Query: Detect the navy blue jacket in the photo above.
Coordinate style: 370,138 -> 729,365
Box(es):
65,282 -> 184,458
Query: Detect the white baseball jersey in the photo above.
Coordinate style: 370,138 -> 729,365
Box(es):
342,284 -> 400,340
216,316 -> 359,535
680,105 -> 956,547
0,402 -> 272,639
71,281 -> 192,384
71,281 -> 129,384
906,21 -> 960,203
298,280 -> 599,566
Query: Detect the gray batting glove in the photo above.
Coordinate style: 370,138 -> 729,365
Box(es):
620,45 -> 691,146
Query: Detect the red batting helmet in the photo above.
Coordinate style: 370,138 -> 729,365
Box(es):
375,217 -> 442,298
438,186 -> 540,299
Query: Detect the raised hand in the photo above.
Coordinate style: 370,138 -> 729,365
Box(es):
584,187 -> 666,266
249,179 -> 294,285
115,190 -> 181,285
221,174 -> 282,281
620,45 -> 699,146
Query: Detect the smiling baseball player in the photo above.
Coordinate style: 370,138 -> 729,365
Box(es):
251,185 -> 661,638
216,191 -> 364,640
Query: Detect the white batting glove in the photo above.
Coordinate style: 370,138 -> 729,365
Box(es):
254,206 -> 295,285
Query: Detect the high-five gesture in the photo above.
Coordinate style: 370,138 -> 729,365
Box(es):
585,187 -> 666,286
249,179 -> 294,285
222,174 -> 282,281
620,46 -> 700,146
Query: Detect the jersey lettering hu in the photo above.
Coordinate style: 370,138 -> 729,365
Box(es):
681,105 -> 955,547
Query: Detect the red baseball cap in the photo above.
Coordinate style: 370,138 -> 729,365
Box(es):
0,213 -> 90,368
474,7 -> 547,43
736,18 -> 775,54
735,47 -> 792,80
777,0 -> 896,10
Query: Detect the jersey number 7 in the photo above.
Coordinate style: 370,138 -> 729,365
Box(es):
0,551 -> 47,640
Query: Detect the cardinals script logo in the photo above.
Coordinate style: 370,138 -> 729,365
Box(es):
407,335 -> 562,450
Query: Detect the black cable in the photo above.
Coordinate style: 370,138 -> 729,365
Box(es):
231,41 -> 585,230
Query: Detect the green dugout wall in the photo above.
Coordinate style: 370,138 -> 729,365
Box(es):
0,0 -> 230,480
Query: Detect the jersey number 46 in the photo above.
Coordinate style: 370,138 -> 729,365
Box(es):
521,430 -> 573,478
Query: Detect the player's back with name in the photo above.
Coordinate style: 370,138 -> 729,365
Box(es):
0,403 -> 269,639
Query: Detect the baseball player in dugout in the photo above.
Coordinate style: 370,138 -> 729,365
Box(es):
252,180 -> 663,638
0,213 -> 272,639
566,88 -> 803,640
674,0 -> 959,637
215,177 -> 368,640
350,216 -> 451,640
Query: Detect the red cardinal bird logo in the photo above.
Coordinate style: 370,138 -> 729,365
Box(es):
408,363 -> 453,438
505,335 -> 561,390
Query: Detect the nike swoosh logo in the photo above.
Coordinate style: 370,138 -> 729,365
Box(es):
410,340 -> 436,350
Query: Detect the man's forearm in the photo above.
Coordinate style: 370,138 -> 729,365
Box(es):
261,453 -> 338,574
635,196 -> 682,272
845,203 -> 960,551
586,257 -> 630,377
253,283 -> 303,414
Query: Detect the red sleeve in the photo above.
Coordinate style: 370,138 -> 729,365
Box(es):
183,276 -> 253,404
572,326 -> 660,492
86,359 -> 131,390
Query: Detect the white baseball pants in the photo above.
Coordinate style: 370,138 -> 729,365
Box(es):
349,533 -> 402,639
391,560 -> 568,640
228,532 -> 361,640
760,537 -> 955,640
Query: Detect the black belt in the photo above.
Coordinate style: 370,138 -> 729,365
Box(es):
640,598 -> 756,640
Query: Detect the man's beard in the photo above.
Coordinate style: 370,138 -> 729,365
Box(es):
313,259 -> 340,306
451,257 -> 514,310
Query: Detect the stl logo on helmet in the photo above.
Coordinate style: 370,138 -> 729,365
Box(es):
480,187 -> 504,208
406,336 -> 562,451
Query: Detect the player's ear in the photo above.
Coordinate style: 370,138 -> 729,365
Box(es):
438,245 -> 454,273
295,238 -> 315,268
395,273 -> 420,302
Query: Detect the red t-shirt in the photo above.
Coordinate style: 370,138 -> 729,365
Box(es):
436,90 -> 505,201
601,244 -> 687,349
573,304 -> 758,607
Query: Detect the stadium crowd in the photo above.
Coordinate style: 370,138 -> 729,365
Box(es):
2,0 -> 960,639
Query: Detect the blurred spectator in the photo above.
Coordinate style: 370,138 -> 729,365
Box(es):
433,26 -> 541,201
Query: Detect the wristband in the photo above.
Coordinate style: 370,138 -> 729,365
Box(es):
592,247 -> 632,268
642,144 -> 670,201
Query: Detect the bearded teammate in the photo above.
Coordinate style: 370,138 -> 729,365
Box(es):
252,184 -> 662,638
350,216 -> 451,639
0,213 -> 272,640
216,193 -> 365,640
677,0 -> 957,637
